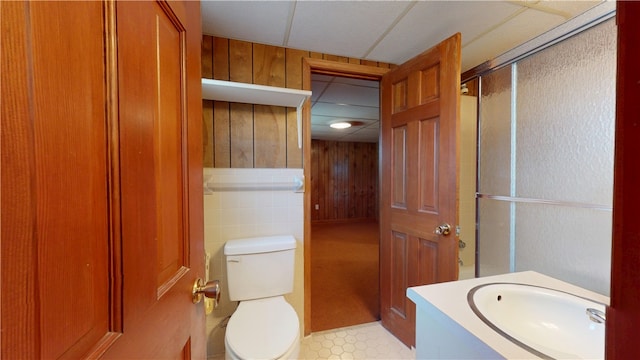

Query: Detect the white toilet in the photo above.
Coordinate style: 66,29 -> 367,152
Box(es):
224,235 -> 300,360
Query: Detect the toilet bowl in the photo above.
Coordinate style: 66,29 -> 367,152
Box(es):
224,297 -> 299,360
223,235 -> 299,360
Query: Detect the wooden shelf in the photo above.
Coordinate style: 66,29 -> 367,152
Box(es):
201,79 -> 311,148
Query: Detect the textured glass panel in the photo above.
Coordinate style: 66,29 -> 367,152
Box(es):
516,19 -> 616,206
479,65 -> 512,196
515,203 -> 612,296
477,198 -> 511,277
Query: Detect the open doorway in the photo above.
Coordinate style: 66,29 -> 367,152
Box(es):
309,74 -> 381,332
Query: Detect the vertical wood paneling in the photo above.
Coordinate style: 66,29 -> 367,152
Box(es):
323,54 -> 339,62
320,141 -> 328,219
203,101 -> 214,167
254,105 -> 286,167
253,44 -> 285,86
252,44 -> 286,167
229,39 -> 253,83
285,48 -> 309,168
286,48 -> 308,89
205,37 -> 393,169
212,37 -> 229,80
310,140 -> 378,222
202,37 -> 214,167
201,36 -> 213,79
213,101 -> 230,168
362,60 -> 378,67
210,36 -> 229,168
286,108 -> 301,168
230,103 -> 254,167
228,39 -> 253,168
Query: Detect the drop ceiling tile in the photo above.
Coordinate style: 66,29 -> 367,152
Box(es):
311,114 -> 378,126
368,1 -> 524,65
320,83 -> 380,107
520,0 -> 602,19
311,115 -> 342,126
332,77 -> 380,88
339,131 -> 379,143
310,125 -> 334,134
461,8 -> 568,71
313,74 -> 334,82
351,127 -> 380,136
287,1 -> 410,59
312,103 -> 379,120
201,1 -> 292,46
311,81 -> 330,102
363,121 -> 380,130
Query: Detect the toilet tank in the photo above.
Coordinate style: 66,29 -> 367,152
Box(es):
224,235 -> 296,301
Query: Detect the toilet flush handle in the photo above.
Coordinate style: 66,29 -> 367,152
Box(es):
192,278 -> 221,307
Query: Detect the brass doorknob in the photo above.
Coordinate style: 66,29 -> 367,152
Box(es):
192,278 -> 221,307
434,223 -> 451,236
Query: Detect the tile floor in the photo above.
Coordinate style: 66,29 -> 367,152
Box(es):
299,322 -> 415,360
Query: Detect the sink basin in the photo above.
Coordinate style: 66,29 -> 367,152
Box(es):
468,283 -> 605,359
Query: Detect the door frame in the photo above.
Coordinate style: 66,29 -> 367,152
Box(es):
302,58 -> 389,335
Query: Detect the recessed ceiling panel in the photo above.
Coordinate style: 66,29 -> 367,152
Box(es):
311,115 -> 378,127
461,9 -> 567,71
524,0 -> 602,18
201,1 -> 292,46
312,103 -> 379,120
288,1 -> 410,59
320,83 -> 379,107
368,1 -> 523,66
311,81 -> 330,102
332,77 -> 380,88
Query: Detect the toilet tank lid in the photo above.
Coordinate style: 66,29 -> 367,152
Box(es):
224,235 -> 296,255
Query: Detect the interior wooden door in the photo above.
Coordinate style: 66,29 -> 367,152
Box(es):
379,33 -> 461,347
1,1 -> 205,358
102,0 -> 205,357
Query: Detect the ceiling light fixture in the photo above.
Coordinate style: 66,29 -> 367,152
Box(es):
330,122 -> 352,129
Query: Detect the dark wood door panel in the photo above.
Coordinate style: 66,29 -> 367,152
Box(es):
2,1 -> 204,358
1,2 -> 114,358
380,33 -> 461,347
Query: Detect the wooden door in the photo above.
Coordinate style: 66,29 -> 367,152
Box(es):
1,1 -> 205,358
607,1 -> 640,359
379,33 -> 461,347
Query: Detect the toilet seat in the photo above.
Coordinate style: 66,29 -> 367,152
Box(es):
225,296 -> 299,360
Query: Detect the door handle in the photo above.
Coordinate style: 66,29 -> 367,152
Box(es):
434,223 -> 452,236
192,278 -> 221,307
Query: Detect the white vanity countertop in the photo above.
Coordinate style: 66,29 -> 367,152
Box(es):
407,271 -> 610,359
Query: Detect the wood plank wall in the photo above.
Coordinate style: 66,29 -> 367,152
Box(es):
310,140 -> 378,222
202,35 -> 393,168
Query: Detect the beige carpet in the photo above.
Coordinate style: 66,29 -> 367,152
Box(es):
310,221 -> 380,332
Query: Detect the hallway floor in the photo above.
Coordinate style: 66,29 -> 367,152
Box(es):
300,321 -> 414,359
311,220 -> 380,332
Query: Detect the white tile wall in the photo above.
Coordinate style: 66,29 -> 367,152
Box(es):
203,168 -> 304,358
